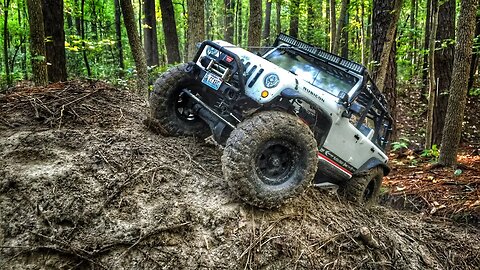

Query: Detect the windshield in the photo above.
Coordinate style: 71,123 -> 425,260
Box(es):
264,49 -> 358,96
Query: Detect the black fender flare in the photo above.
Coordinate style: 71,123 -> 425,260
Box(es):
355,157 -> 391,176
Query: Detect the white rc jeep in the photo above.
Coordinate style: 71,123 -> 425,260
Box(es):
149,34 -> 393,208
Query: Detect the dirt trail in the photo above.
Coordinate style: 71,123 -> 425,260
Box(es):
0,82 -> 479,269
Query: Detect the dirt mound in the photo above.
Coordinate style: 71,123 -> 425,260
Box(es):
1,82 -> 479,269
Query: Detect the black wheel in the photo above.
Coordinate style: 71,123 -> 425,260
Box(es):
149,63 -> 210,138
222,111 -> 318,208
342,167 -> 384,204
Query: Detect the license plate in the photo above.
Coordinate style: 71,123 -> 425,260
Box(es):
201,72 -> 222,91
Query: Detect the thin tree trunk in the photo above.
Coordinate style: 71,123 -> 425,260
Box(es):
373,0 -> 403,92
3,0 -> 11,86
160,0 -> 181,64
425,0 -> 439,149
306,0 -> 314,43
262,0 -> 272,45
439,0 -> 479,166
432,0 -> 455,146
360,0 -> 366,65
143,0 -> 159,66
27,0 -> 48,86
421,0 -> 432,100
248,0 -> 262,47
120,0 -> 148,93
340,0 -> 349,58
81,0 -> 91,76
138,0 -> 142,43
114,0 -> 125,70
91,0 -> 98,40
224,0 -> 235,43
329,0 -> 336,52
289,0 -> 299,38
186,0 -> 205,59
333,0 -> 348,55
43,0 -> 67,82
276,0 -> 281,36
468,14 -> 480,90
74,0 -> 81,35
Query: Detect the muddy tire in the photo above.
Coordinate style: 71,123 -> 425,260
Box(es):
149,63 -> 210,138
342,167 -> 384,204
222,111 -> 318,208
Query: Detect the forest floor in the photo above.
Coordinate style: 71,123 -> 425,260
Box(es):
0,81 -> 479,269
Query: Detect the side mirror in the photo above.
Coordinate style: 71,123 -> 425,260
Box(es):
337,91 -> 349,107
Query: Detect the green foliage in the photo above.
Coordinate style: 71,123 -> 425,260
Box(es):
391,137 -> 410,152
469,88 -> 480,96
421,144 -> 440,161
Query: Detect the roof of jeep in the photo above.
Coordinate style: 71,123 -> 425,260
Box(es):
273,33 -> 367,77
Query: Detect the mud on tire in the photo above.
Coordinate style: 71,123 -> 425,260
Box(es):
149,63 -> 210,138
222,111 -> 318,208
342,167 -> 384,204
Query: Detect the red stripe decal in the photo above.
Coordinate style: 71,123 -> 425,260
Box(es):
317,152 -> 352,177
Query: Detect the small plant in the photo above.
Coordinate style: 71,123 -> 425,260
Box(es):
391,137 -> 410,152
421,144 -> 440,161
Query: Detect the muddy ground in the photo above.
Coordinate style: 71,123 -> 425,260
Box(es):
0,81 -> 479,269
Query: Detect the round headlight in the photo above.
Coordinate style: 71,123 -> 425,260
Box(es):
264,73 -> 280,88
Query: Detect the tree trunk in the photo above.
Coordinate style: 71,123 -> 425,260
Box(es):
306,0 -> 314,43
432,0 -> 455,146
120,0 -> 148,93
224,0 -> 235,43
372,0 -> 403,139
276,0 -> 281,36
143,0 -> 159,66
81,0 -> 91,76
262,0 -> 272,45
333,0 -> 348,55
3,0 -> 11,86
114,0 -> 125,70
160,0 -> 181,64
74,0 -> 82,35
421,0 -> 432,100
27,0 -> 48,86
439,0 -> 479,166
329,0 -> 336,52
340,0 -> 350,58
186,0 -> 205,59
468,14 -> 480,90
248,0 -> 262,47
373,0 -> 403,92
289,0 -> 299,38
138,0 -> 142,43
42,0 -> 67,82
425,0 -> 439,149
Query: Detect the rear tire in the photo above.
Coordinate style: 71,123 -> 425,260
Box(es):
342,167 -> 384,204
149,63 -> 210,138
222,111 -> 318,208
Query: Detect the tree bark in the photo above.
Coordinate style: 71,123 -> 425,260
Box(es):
432,0 -> 455,146
289,0 -> 299,38
27,0 -> 48,86
425,0 -> 438,149
276,0 -> 281,36
3,0 -> 11,86
143,0 -> 160,66
439,0 -> 479,166
120,0 -> 148,93
74,0 -> 81,36
248,0 -> 262,47
329,0 -> 336,52
42,0 -> 67,82
224,0 -> 235,43
421,0 -> 432,100
373,0 -> 403,92
81,0 -> 91,76
468,14 -> 480,90
372,0 -> 403,139
114,0 -> 125,70
186,0 -> 205,59
262,0 -> 272,45
160,0 -> 181,64
333,0 -> 348,55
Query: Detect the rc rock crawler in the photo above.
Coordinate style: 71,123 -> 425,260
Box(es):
149,34 -> 393,208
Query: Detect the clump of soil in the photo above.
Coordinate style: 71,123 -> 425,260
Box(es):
1,81 -> 479,269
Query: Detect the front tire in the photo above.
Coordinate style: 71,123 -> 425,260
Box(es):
222,111 -> 318,208
342,167 -> 384,204
149,64 -> 210,138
